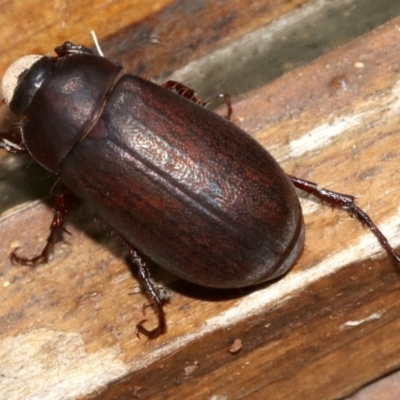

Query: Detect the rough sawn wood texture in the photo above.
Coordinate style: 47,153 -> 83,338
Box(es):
1,1 -> 400,399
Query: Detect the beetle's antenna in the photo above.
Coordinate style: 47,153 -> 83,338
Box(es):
90,30 -> 104,57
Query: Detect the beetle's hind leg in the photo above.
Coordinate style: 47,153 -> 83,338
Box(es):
11,190 -> 71,265
125,245 -> 167,339
289,175 -> 400,265
162,80 -> 207,106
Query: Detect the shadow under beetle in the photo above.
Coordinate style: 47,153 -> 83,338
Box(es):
1,41 -> 399,339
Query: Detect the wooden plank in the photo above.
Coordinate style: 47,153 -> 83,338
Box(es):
1,1 -> 400,399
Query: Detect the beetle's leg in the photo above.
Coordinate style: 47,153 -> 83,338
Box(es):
162,80 -> 232,119
289,175 -> 400,264
55,42 -> 94,57
11,190 -> 71,265
0,131 -> 27,154
125,246 -> 166,339
216,92 -> 232,120
162,80 -> 207,106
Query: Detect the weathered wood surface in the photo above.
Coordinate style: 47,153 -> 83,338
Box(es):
1,1 -> 400,399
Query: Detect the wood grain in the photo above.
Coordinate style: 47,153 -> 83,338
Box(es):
1,1 -> 400,399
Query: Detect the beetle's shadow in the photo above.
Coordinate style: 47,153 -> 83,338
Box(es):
166,278 -> 275,303
0,154 -> 56,214
123,250 -> 280,303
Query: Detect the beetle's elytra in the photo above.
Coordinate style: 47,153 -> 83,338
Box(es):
1,41 -> 399,338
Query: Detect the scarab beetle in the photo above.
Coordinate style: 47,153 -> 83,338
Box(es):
1,40 -> 399,338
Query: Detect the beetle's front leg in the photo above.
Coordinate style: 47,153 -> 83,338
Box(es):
11,190 -> 71,265
125,245 -> 167,339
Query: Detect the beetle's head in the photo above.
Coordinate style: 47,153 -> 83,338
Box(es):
1,54 -> 54,115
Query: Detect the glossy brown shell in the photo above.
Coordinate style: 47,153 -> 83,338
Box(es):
59,75 -> 304,288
